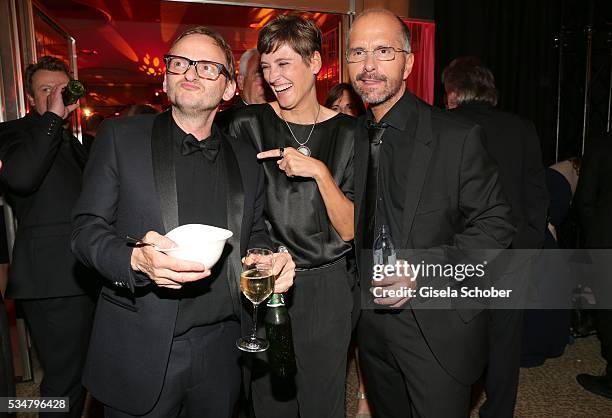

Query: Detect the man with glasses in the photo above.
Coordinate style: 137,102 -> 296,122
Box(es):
347,9 -> 514,417
71,27 -> 295,417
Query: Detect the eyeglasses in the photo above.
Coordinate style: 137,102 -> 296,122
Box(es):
163,54 -> 229,81
346,47 -> 410,63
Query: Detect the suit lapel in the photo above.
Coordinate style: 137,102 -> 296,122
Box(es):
400,101 -> 433,248
222,138 -> 244,315
354,117 -> 369,251
151,111 -> 178,234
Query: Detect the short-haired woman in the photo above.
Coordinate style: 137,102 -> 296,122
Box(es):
228,14 -> 355,418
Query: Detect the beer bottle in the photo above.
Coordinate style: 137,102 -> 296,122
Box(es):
62,80 -> 85,106
265,292 -> 296,377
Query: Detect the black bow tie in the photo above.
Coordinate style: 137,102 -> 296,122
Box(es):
181,134 -> 220,161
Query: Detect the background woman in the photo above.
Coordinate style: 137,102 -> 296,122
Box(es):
325,82 -> 366,117
325,82 -> 370,418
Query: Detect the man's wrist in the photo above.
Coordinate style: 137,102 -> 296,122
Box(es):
130,248 -> 141,272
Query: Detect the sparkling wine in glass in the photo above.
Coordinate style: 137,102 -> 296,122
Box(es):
236,248 -> 274,352
240,268 -> 275,305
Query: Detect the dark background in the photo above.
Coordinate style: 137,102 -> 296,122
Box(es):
433,0 -> 612,165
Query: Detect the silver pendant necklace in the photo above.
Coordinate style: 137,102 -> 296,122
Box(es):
281,105 -> 320,156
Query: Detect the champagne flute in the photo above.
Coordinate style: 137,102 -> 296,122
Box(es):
236,248 -> 275,352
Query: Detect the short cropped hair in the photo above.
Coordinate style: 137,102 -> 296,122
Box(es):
257,15 -> 322,63
441,56 -> 498,106
171,26 -> 236,81
25,56 -> 71,96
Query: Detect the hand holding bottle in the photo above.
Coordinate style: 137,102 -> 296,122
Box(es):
371,225 -> 415,307
47,83 -> 79,119
371,260 -> 416,307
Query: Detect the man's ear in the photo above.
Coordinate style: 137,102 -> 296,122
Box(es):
222,79 -> 237,102
162,75 -> 167,94
310,51 -> 322,75
403,53 -> 414,81
26,94 -> 35,108
446,91 -> 458,110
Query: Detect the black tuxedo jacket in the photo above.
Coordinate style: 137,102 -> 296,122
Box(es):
71,111 -> 270,414
354,93 -> 514,385
0,111 -> 89,298
452,103 -> 548,249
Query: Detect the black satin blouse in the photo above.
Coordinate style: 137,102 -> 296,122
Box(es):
229,104 -> 355,268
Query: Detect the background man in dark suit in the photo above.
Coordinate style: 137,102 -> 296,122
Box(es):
236,48 -> 268,107
442,56 -> 548,418
575,135 -> 612,399
0,56 -> 94,417
71,27 -> 294,417
347,9 -> 515,417
215,48 -> 269,129
0,161 -> 15,417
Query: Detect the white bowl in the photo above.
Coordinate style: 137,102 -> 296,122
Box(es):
164,224 -> 233,269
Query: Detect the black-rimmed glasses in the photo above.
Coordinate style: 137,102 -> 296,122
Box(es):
164,54 -> 229,81
346,47 -> 410,63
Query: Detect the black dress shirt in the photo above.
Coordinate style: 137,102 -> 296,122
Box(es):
172,120 -> 235,336
368,92 -> 419,248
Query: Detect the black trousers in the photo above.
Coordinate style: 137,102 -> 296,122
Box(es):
105,321 -> 241,418
358,309 -> 471,418
20,294 -> 95,418
596,310 -> 612,377
251,260 -> 353,418
590,251 -> 612,377
480,309 -> 523,418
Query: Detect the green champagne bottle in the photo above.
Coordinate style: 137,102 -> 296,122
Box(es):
62,80 -> 85,106
265,292 -> 296,377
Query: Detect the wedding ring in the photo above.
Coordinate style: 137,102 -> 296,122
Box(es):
279,147 -> 285,159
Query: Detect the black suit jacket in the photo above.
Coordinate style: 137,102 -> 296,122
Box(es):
0,111 -> 89,298
452,103 -> 548,249
354,93 -> 514,385
71,111 -> 270,414
575,135 -> 612,248
214,96 -> 247,131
